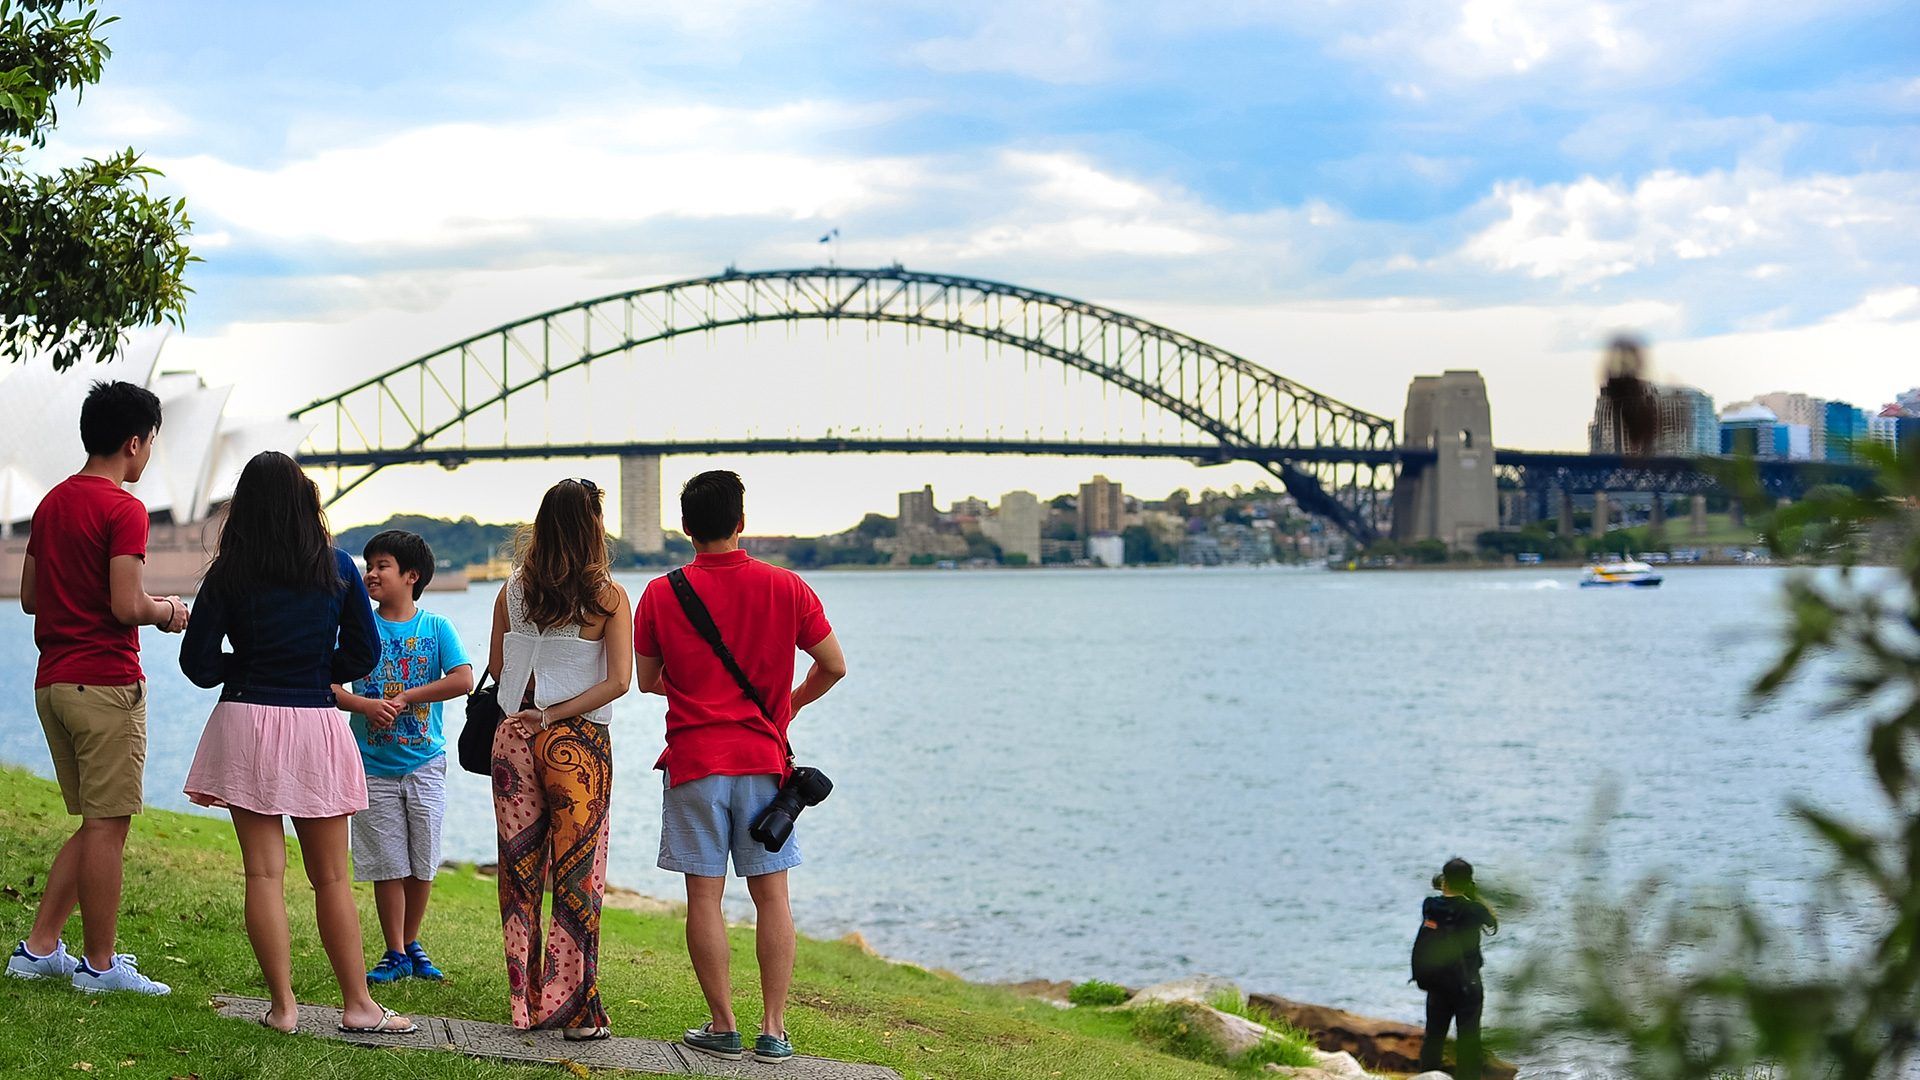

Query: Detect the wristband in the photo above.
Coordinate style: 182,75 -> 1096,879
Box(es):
539,707 -> 552,730
157,597 -> 177,629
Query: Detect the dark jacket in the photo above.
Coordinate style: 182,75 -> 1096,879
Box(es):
1421,894 -> 1498,987
179,547 -> 379,707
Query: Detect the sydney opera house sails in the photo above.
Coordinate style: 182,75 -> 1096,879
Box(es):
0,354 -> 310,535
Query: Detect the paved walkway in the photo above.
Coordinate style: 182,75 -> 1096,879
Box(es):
212,996 -> 901,1079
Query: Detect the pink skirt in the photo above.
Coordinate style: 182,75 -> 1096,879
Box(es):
184,702 -> 368,818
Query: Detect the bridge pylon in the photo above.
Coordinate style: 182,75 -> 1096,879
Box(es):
1390,371 -> 1498,551
619,454 -> 664,554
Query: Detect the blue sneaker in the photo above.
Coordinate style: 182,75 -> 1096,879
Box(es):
7,940 -> 80,981
366,950 -> 412,985
404,941 -> 442,981
755,1031 -> 795,1064
682,1023 -> 744,1060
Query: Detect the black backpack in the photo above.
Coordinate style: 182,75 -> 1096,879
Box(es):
1410,900 -> 1471,991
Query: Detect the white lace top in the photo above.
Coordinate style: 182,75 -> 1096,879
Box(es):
498,573 -> 612,726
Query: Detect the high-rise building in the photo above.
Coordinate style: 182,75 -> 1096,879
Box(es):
982,490 -> 1042,565
1868,413 -> 1902,453
1823,401 -> 1869,462
1756,392 -> 1826,460
1720,403 -> 1787,458
950,496 -> 990,520
898,485 -> 936,531
1077,474 -> 1123,537
1589,383 -> 1717,455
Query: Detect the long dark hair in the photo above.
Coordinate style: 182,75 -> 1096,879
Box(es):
203,451 -> 342,597
515,478 -> 613,630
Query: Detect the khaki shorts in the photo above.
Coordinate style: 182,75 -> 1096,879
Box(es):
35,682 -> 147,818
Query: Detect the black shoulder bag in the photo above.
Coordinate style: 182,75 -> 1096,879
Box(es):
457,669 -> 502,775
667,568 -> 831,852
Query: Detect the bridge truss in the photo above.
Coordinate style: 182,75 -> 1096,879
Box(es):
293,267 -> 1398,541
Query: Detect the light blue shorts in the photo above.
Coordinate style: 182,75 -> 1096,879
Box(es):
658,771 -> 802,879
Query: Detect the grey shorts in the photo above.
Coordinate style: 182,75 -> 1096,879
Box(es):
658,772 -> 802,879
350,752 -> 446,882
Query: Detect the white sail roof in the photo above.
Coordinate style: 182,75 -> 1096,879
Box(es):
0,353 -> 311,529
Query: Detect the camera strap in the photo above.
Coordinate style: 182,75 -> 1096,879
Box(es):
665,568 -> 794,767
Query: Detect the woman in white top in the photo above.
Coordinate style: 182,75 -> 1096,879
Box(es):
487,478 -> 631,1039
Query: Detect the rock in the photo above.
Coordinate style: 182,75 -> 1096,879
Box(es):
1177,1002 -> 1270,1059
1123,974 -> 1243,1008
1409,1073 -> 1454,1080
1259,1069 -> 1347,1079
997,979 -> 1076,1006
1308,1049 -> 1368,1077
1249,993 -> 1516,1080
840,931 -> 880,956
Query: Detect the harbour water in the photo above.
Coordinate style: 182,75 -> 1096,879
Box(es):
0,565 -> 1885,1071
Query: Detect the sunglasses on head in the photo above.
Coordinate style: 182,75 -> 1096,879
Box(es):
564,477 -> 601,495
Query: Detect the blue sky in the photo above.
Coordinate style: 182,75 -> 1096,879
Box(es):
29,0 -> 1920,530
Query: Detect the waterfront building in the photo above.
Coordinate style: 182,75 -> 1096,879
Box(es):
1868,413 -> 1901,453
1823,401 -> 1870,462
0,353 -> 305,534
1756,392 -> 1826,460
950,495 -> 991,520
898,485 -> 937,531
1039,538 -> 1084,563
1719,403 -> 1788,458
1588,382 -> 1716,455
877,528 -> 967,565
1077,474 -> 1123,538
1087,533 -> 1124,568
981,490 -> 1043,565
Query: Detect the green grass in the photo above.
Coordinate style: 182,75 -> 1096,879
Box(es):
1067,979 -> 1129,1007
0,766 -> 1237,1080
1206,991 -> 1320,1070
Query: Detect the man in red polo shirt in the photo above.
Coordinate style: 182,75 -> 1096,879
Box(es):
634,470 -> 846,1065
9,381 -> 187,995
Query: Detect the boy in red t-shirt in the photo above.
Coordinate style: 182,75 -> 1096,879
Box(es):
7,381 -> 188,995
634,470 -> 846,1065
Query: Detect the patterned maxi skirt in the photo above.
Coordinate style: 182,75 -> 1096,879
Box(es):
491,715 -> 612,1030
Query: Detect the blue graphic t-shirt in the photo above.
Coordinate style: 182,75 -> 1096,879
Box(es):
350,609 -> 472,777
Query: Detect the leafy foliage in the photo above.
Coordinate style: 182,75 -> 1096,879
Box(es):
1518,442 -> 1920,1078
1068,979 -> 1130,1007
0,0 -> 193,371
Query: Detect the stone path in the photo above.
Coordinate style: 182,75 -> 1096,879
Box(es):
212,996 -> 901,1079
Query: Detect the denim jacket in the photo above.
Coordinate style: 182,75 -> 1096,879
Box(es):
179,547 -> 379,707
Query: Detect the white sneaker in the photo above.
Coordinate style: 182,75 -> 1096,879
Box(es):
71,953 -> 171,995
7,940 -> 80,980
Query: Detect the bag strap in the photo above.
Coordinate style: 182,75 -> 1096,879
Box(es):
666,568 -> 792,765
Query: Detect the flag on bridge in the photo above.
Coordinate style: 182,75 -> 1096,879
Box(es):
818,228 -> 840,243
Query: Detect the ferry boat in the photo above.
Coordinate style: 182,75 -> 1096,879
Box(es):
1581,560 -> 1663,588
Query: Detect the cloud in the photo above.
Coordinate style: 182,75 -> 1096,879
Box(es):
1457,167 -> 1918,287
146,103 -> 924,250
909,0 -> 1114,83
1331,0 -> 1881,93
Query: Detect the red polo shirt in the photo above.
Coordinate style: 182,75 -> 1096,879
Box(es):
28,474 -> 149,689
635,549 -> 832,786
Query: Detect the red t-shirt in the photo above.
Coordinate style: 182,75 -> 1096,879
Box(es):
28,474 -> 149,688
635,549 -> 832,786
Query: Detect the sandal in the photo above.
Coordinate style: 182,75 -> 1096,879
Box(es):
339,1006 -> 417,1034
563,1025 -> 612,1041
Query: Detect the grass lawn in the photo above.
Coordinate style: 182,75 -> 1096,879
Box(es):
0,767 -> 1234,1080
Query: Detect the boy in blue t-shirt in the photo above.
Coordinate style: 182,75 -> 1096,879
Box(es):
333,530 -> 474,985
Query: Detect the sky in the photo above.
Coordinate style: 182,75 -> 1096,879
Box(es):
18,0 -> 1920,533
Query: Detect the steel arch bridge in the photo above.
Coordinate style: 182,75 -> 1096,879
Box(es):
292,267 -> 1398,541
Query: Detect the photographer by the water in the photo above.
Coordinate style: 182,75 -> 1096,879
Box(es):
634,470 -> 847,1066
1411,858 -> 1500,1079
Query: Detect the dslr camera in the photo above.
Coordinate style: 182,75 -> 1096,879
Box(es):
749,767 -> 832,852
